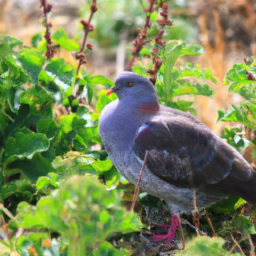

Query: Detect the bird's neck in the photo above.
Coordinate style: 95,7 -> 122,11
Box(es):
120,96 -> 159,114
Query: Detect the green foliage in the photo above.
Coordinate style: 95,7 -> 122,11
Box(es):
52,27 -> 80,51
177,236 -> 229,256
14,175 -> 140,256
220,58 -> 256,129
154,40 -> 216,114
1,1 -> 256,255
0,32 -> 136,255
217,57 -> 256,165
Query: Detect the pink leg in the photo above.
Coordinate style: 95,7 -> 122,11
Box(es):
153,215 -> 179,247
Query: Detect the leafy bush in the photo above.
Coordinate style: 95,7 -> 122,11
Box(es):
0,0 -> 256,255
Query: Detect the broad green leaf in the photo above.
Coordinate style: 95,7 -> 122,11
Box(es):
232,216 -> 256,235
5,153 -> 54,182
15,175 -> 141,249
0,35 -> 19,62
36,176 -> 59,190
104,167 -> 121,190
52,154 -> 95,175
217,105 -> 244,123
19,87 -> 53,120
93,242 -> 129,256
211,194 -> 242,214
37,119 -> 59,140
44,58 -> 75,90
91,158 -> 113,174
163,40 -> 184,101
31,33 -> 43,48
52,27 -> 80,51
0,110 -> 10,143
59,114 -> 86,133
172,83 -> 197,97
90,75 -> 114,88
179,44 -> 204,57
77,106 -> 88,117
224,63 -> 248,85
13,103 -> 30,127
18,48 -> 44,84
16,236 -> 33,256
5,132 -> 50,159
2,35 -> 23,48
177,236 -> 226,256
20,86 -> 52,106
179,63 -> 217,84
221,127 -> 251,152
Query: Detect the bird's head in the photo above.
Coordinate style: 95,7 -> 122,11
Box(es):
106,72 -> 157,102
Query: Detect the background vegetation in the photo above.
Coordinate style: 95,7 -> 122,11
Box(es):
0,0 -> 256,255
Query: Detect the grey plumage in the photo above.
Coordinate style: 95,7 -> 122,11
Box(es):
99,71 -> 256,214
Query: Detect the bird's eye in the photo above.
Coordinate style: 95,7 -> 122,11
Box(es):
128,82 -> 133,87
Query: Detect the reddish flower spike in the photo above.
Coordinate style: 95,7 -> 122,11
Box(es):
147,68 -> 155,74
46,3 -> 53,12
86,44 -> 93,50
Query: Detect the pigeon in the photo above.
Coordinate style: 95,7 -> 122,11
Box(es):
99,71 -> 256,246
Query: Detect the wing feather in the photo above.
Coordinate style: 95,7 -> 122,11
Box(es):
132,116 -> 235,189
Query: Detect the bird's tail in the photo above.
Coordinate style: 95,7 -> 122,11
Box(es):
223,157 -> 256,207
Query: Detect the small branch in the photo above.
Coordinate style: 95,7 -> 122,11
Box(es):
40,0 -> 54,59
130,151 -> 149,212
227,235 -> 246,256
0,203 -> 15,221
76,0 -> 97,76
248,234 -> 255,256
125,1 -> 172,84
204,208 -> 217,237
181,219 -> 206,235
193,189 -> 200,237
1,215 -> 12,247
177,213 -> 185,250
147,2 -> 172,84
125,0 -> 156,71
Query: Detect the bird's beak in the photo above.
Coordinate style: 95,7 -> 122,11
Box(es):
106,88 -> 114,96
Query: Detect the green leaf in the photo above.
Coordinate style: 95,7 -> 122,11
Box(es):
217,105 -> 244,123
18,48 -> 44,84
2,35 -> 23,48
232,216 -> 256,235
91,159 -> 113,174
44,58 -> 75,90
93,242 -> 129,256
15,175 -> 141,248
163,40 -> 184,101
59,114 -> 86,133
37,119 -> 59,140
224,63 -> 248,85
179,44 -> 204,57
210,195 -> 241,214
31,33 -> 43,48
104,167 -> 121,190
96,89 -> 117,111
177,236 -> 226,256
178,63 -> 217,84
5,132 -> 50,159
77,106 -> 88,117
90,75 -> 114,88
52,27 -> 80,51
5,153 -> 54,182
36,176 -> 59,190
0,35 -> 20,62
171,83 -> 213,97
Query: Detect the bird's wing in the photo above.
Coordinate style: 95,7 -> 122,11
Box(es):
132,116 -> 235,189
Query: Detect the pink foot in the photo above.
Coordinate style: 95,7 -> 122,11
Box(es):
152,216 -> 179,247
